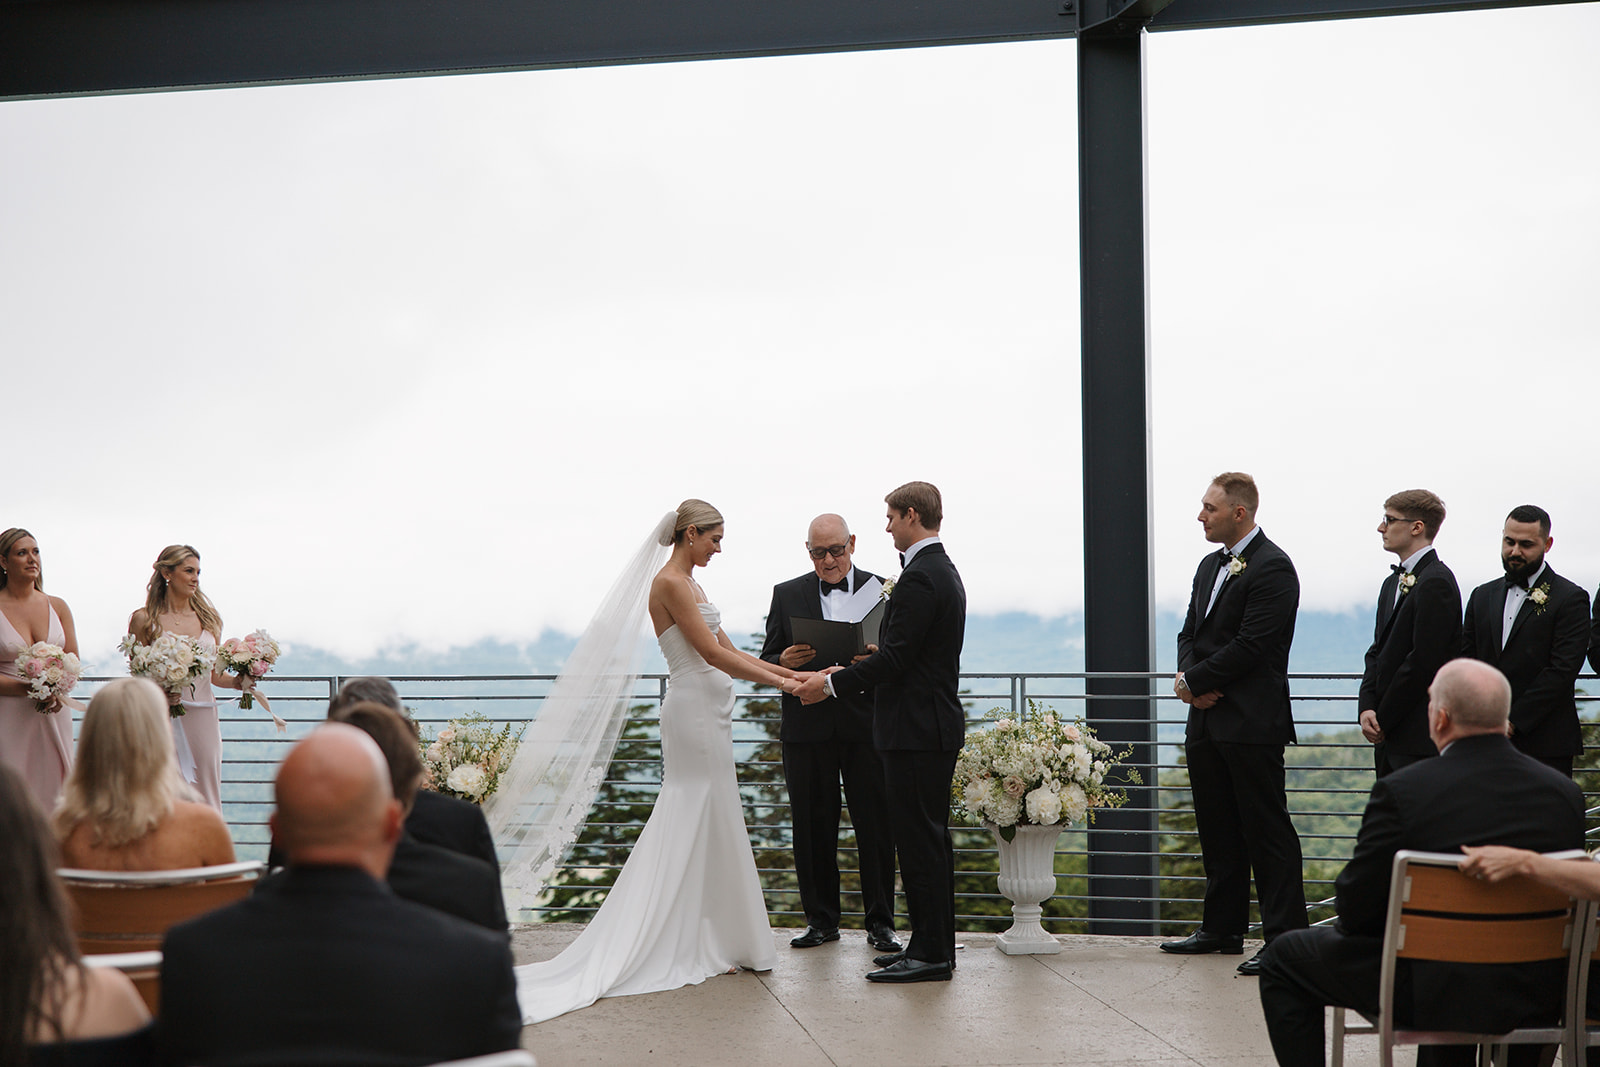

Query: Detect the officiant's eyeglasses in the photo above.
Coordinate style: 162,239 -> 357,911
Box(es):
808,544 -> 850,560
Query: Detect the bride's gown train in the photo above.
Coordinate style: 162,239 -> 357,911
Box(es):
514,601 -> 777,1023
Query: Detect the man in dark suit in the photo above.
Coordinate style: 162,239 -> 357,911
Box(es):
1165,471 -> 1307,977
1460,504 -> 1591,777
1358,489 -> 1462,776
760,513 -> 899,953
794,481 -> 966,984
1257,658 -> 1585,1067
160,724 -> 522,1067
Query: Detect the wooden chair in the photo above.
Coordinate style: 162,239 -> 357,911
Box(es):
1330,849 -> 1588,1067
1566,851 -> 1600,1061
423,1052 -> 537,1067
60,860 -> 266,954
82,949 -> 163,1016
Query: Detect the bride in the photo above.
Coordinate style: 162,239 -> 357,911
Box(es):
491,500 -> 816,1023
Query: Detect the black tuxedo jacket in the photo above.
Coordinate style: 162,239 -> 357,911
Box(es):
408,787 -> 499,868
829,544 -> 965,753
387,831 -> 508,933
1333,733 -> 1584,1031
1460,566 -> 1591,758
1591,584 -> 1600,674
1358,551 -> 1462,757
1177,531 -> 1299,746
159,865 -> 521,1067
759,567 -> 879,744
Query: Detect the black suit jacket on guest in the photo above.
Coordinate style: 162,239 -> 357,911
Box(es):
1460,566 -> 1591,758
759,567 -> 880,744
407,787 -> 499,868
159,865 -> 521,1067
1358,551 -> 1462,757
1177,531 -> 1299,746
387,831 -> 508,933
829,545 -> 965,752
1333,733 -> 1584,1031
1588,583 -> 1600,675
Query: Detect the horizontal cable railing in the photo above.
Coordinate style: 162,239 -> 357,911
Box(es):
68,671 -> 1600,936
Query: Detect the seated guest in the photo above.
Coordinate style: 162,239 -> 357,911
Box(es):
0,765 -> 153,1065
1257,658 -> 1585,1067
159,724 -> 521,1067
329,700 -> 508,933
54,678 -> 235,871
266,677 -> 498,869
332,677 -> 499,865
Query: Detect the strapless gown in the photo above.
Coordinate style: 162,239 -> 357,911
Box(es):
0,604 -> 75,811
514,602 -> 777,1023
173,631 -> 222,811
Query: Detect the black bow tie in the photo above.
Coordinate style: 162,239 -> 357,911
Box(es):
1391,564 -> 1407,576
821,579 -> 849,595
1505,573 -> 1530,591
898,552 -> 906,567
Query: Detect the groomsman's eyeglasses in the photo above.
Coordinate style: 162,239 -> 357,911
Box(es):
1379,514 -> 1418,527
808,544 -> 850,560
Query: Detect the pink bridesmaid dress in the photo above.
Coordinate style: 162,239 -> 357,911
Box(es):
0,604 -> 75,811
173,630 -> 224,810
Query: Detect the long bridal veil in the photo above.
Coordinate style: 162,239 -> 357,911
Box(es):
486,510 -> 678,910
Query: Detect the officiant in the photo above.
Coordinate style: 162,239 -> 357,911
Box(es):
760,514 -> 901,954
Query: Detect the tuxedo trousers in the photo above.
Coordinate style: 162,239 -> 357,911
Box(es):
1185,734 -> 1308,941
880,749 -> 959,965
782,738 -> 897,931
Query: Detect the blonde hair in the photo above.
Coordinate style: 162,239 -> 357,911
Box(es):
136,545 -> 223,644
672,499 -> 724,544
0,528 -> 44,592
54,678 -> 193,848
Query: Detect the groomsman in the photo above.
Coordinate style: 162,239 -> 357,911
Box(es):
1166,472 -> 1308,977
1460,505 -> 1591,777
760,514 -> 900,954
1357,490 -> 1462,776
794,482 -> 966,985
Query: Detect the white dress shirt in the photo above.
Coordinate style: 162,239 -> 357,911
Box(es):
1205,526 -> 1261,618
1392,545 -> 1436,609
1502,561 -> 1548,649
820,568 -> 855,622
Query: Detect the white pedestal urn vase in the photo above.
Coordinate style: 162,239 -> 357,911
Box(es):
987,821 -> 1066,955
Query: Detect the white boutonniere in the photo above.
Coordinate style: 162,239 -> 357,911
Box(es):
1397,572 -> 1416,597
1529,581 -> 1551,614
1226,554 -> 1246,577
880,575 -> 897,601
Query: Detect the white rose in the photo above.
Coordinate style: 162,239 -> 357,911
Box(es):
446,763 -> 488,798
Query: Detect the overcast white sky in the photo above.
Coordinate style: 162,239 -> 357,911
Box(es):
3,4 -> 1597,663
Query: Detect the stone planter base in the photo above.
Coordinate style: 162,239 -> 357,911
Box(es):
987,821 -> 1066,955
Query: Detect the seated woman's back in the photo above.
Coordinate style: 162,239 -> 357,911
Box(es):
27,960 -> 153,1064
59,800 -> 234,872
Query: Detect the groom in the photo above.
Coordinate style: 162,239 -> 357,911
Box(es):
794,481 -> 966,984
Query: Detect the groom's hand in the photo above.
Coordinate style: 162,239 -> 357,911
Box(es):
779,644 -> 817,669
793,672 -> 830,705
850,644 -> 877,665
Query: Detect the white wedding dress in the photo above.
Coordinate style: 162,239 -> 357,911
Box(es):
514,601 -> 777,1023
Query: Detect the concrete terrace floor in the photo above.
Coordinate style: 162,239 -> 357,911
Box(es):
511,926 -> 1414,1067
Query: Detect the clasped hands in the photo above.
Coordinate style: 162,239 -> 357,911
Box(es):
1172,672 -> 1223,710
783,642 -> 876,705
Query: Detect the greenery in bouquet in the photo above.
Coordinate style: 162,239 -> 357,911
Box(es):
418,712 -> 526,805
953,700 -> 1141,840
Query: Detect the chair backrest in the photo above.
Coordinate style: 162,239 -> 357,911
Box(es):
83,950 -> 163,1016
61,861 -> 266,955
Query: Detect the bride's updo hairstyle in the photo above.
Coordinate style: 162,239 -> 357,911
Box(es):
670,499 -> 724,545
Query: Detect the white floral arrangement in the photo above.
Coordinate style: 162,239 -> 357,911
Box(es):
418,712 -> 526,805
953,701 -> 1138,839
216,628 -> 280,710
1227,553 -> 1246,576
880,575 -> 897,600
120,632 -> 216,716
1397,571 -> 1416,596
1529,581 -> 1552,615
14,642 -> 84,714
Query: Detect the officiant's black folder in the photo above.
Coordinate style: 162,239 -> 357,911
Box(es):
790,600 -> 886,670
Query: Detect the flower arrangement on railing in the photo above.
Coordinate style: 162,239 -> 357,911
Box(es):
952,701 -> 1140,840
418,712 -> 526,805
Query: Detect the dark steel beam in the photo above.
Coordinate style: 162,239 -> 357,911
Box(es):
0,0 -> 1076,101
1149,0 -> 1589,31
1077,25 -> 1158,935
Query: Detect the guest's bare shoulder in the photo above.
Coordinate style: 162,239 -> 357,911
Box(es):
76,965 -> 152,1037
170,801 -> 237,865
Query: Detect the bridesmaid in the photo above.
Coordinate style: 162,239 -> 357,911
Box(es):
127,545 -> 244,811
0,528 -> 80,811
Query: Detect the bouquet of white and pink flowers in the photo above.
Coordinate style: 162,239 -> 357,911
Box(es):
418,712 -> 526,805
14,642 -> 85,714
216,629 -> 280,710
952,701 -> 1139,839
120,633 -> 216,716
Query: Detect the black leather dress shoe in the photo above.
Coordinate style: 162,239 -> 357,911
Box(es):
866,958 -> 953,983
790,927 -> 840,948
1236,948 -> 1265,976
873,949 -> 906,968
867,927 -> 903,953
1158,930 -> 1245,955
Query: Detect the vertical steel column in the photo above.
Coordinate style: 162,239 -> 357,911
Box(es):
1078,24 -> 1158,934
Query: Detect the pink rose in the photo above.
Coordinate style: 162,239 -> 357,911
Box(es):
249,660 -> 269,676
1002,775 -> 1026,798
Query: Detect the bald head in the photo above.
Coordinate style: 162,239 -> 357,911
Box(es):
272,723 -> 402,877
1428,658 -> 1512,748
808,513 -> 849,543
